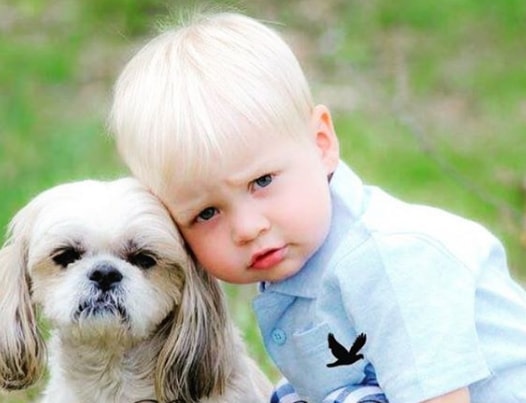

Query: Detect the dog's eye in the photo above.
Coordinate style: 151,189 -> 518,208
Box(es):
52,247 -> 82,267
128,252 -> 157,270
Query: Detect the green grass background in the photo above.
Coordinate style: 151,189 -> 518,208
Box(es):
1,0 -> 525,401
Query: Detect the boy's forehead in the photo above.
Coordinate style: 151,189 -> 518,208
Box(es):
163,140 -> 276,210
167,155 -> 249,204
164,177 -> 210,223
165,155 -> 235,209
168,173 -> 215,203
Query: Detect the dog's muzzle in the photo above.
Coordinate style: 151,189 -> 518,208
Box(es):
74,263 -> 128,322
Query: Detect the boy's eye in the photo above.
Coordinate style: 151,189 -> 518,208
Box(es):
253,174 -> 273,189
196,207 -> 218,222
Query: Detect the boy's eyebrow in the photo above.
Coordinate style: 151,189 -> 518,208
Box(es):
165,199 -> 201,224
170,208 -> 197,226
223,161 -> 275,187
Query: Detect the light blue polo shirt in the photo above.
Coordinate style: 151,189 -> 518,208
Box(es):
253,161 -> 526,403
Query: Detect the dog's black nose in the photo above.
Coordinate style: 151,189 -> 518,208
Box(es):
89,264 -> 123,291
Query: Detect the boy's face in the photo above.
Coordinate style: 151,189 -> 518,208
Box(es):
165,106 -> 339,284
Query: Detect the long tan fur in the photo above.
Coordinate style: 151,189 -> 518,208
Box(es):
0,204 -> 46,390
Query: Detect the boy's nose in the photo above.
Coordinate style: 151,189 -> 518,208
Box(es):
231,207 -> 270,244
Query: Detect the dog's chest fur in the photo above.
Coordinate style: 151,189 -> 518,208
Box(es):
41,334 -> 159,403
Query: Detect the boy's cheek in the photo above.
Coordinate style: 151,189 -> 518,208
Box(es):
184,230 -> 222,262
182,230 -> 205,252
175,227 -> 205,256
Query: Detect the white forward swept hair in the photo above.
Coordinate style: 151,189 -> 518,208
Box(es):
109,11 -> 314,196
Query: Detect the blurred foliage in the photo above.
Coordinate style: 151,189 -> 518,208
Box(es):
1,0 -> 525,401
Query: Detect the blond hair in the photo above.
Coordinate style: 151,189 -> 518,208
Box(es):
110,12 -> 314,196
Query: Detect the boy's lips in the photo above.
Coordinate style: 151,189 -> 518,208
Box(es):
250,246 -> 288,270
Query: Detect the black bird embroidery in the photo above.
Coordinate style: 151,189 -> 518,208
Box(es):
327,332 -> 367,368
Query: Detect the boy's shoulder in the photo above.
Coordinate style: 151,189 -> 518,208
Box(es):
328,162 -> 506,283
334,161 -> 501,252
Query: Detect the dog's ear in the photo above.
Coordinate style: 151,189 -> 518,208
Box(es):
0,205 -> 46,391
155,260 -> 234,402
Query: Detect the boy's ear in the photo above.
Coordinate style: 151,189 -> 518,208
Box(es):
310,104 -> 340,174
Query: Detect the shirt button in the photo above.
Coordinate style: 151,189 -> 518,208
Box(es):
271,328 -> 287,345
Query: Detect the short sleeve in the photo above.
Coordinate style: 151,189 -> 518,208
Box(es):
332,233 -> 491,402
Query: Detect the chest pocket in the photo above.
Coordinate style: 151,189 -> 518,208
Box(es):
286,322 -> 366,401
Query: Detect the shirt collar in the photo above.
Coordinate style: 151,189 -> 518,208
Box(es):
261,161 -> 365,298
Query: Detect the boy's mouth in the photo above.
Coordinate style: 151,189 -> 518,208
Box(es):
250,246 -> 287,270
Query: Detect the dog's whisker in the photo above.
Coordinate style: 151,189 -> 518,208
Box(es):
74,290 -> 130,325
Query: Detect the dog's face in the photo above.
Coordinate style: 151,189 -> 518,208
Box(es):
0,178 -> 232,401
19,178 -> 186,342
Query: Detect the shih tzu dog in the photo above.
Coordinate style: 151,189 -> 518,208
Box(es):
0,178 -> 271,403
